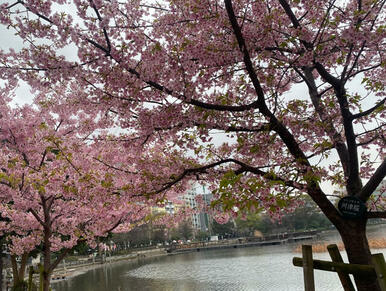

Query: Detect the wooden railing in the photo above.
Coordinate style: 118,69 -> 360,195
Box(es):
293,244 -> 386,291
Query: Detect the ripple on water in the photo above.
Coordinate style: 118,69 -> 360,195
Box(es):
125,250 -> 306,291
124,246 -> 371,291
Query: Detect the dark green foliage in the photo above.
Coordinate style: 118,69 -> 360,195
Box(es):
236,197 -> 332,236
195,230 -> 210,241
211,220 -> 235,237
170,220 -> 193,241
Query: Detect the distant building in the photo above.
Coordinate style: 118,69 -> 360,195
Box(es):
151,184 -> 213,233
183,184 -> 212,232
164,201 -> 175,214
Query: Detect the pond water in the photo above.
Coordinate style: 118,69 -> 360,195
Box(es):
52,225 -> 386,291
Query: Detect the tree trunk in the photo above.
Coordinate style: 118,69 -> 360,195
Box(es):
18,253 -> 29,283
0,253 -> 3,291
41,195 -> 53,291
10,253 -> 30,290
42,269 -> 51,291
42,235 -> 51,291
10,255 -> 20,287
336,219 -> 381,291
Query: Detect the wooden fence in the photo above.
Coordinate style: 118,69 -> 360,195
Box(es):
293,244 -> 386,291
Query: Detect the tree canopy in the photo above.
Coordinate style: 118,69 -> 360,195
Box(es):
0,101 -> 185,289
0,1 -> 385,290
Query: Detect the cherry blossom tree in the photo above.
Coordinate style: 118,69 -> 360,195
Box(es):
0,102 -> 155,291
0,0 -> 385,290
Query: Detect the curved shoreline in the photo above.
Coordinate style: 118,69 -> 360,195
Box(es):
51,249 -> 168,282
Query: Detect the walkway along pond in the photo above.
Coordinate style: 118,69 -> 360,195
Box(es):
167,230 -> 319,254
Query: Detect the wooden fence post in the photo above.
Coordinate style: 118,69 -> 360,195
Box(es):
302,245 -> 315,291
327,244 -> 355,291
372,253 -> 386,291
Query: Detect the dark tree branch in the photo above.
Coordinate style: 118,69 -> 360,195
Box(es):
155,159 -> 230,194
358,159 -> 386,201
351,98 -> 386,120
0,181 -> 12,187
277,0 -> 313,50
278,0 -> 300,28
341,44 -> 355,82
335,87 -> 362,195
85,38 -> 110,55
54,120 -> 63,132
89,0 -> 111,53
193,122 -> 271,133
93,157 -> 138,174
314,62 -> 341,88
357,124 -> 385,137
6,1 -> 21,9
0,58 -> 100,72
39,150 -> 47,169
357,133 -> 385,147
189,98 -> 260,111
28,208 -> 45,227
302,67 -> 350,177
49,248 -> 71,274
344,42 -> 366,82
224,0 -> 265,103
157,158 -> 303,194
51,141 -> 81,175
19,0 -> 53,24
225,0 -> 309,167
50,213 -> 63,226
231,159 -> 304,189
104,217 -> 124,233
19,172 -> 25,191
366,211 -> 386,219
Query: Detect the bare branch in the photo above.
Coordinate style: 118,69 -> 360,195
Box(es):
358,159 -> 386,201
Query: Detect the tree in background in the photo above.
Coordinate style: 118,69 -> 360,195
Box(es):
211,220 -> 235,238
235,212 -> 269,236
280,197 -> 332,231
170,220 -> 194,241
195,230 -> 210,242
235,197 -> 332,236
0,103 -> 150,291
0,1 -> 385,290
